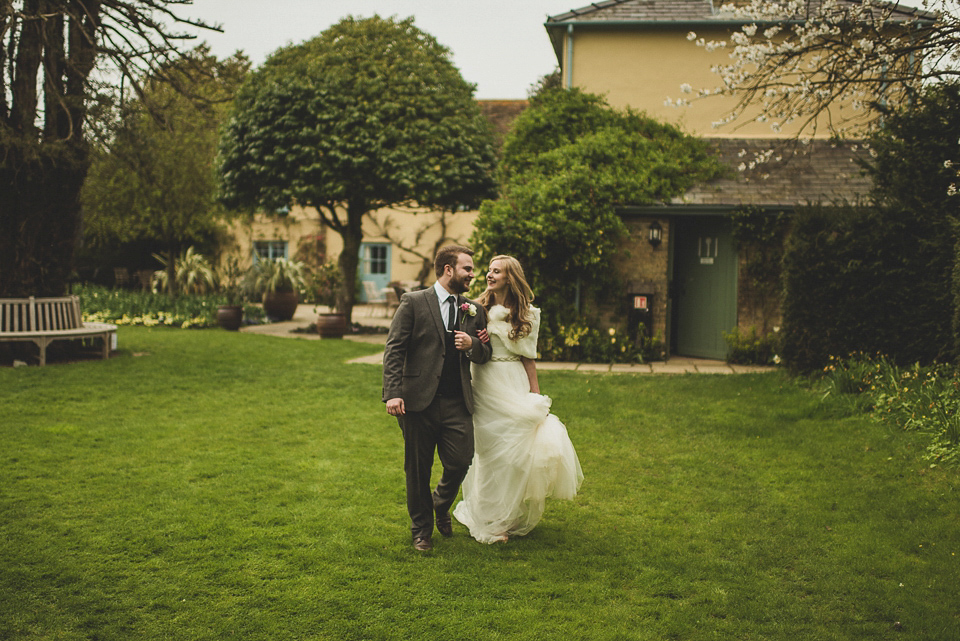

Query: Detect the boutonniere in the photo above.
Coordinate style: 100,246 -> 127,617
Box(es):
460,302 -> 477,318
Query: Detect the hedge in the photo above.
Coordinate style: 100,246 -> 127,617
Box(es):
780,204 -> 955,373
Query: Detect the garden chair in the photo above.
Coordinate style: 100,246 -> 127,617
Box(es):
363,281 -> 390,317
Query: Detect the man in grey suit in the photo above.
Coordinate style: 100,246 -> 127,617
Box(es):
383,245 -> 492,551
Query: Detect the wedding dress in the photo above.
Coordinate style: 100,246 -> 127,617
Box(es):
453,305 -> 583,543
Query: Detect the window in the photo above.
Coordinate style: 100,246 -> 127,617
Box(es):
366,244 -> 388,275
253,241 -> 287,262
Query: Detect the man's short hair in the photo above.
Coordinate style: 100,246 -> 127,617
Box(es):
434,245 -> 474,279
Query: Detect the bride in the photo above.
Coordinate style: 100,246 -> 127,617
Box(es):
453,255 -> 583,543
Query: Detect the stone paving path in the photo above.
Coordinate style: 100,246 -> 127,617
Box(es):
241,304 -> 776,375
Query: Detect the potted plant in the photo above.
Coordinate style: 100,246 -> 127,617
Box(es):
244,257 -> 307,322
215,257 -> 246,330
310,261 -> 347,338
151,246 -> 216,295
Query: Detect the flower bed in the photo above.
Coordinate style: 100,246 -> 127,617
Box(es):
821,352 -> 960,467
76,284 -> 263,329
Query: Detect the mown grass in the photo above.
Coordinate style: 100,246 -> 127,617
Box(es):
2,327 -> 958,640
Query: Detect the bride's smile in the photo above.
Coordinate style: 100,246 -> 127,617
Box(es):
486,260 -> 509,294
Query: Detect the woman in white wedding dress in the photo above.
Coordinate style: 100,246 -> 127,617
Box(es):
453,255 -> 583,543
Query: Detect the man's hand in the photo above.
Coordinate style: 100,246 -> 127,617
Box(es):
454,330 -> 473,351
386,397 -> 405,416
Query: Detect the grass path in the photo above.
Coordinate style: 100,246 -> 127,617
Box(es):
2,327 -> 958,640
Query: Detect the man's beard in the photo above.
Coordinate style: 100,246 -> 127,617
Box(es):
450,274 -> 471,294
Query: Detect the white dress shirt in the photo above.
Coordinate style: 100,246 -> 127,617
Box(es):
433,281 -> 457,332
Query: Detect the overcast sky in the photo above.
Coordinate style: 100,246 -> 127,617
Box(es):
178,0 -> 930,100
179,0 -> 578,100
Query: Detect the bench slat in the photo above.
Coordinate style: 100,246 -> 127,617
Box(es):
1,296 -> 116,366
0,296 -> 87,332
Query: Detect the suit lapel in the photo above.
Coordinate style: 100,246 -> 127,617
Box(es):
426,287 -> 445,340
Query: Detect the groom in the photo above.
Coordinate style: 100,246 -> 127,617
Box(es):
382,245 -> 492,551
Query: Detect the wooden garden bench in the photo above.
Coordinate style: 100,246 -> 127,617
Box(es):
0,296 -> 117,366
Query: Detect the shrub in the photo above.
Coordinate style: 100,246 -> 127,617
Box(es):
302,261 -> 343,308
820,353 -> 960,466
538,322 -> 665,364
151,246 -> 217,295
243,258 -> 308,296
724,326 -> 781,365
866,83 -> 960,357
781,204 -> 954,374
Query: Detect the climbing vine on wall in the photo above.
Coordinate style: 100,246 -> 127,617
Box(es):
728,206 -> 791,333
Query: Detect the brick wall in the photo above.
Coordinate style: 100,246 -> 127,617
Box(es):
606,217 -> 670,341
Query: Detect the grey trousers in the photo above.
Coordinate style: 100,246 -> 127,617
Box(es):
399,394 -> 474,539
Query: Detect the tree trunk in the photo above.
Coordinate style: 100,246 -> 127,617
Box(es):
336,201 -> 367,325
0,1 -> 101,297
10,0 -> 42,136
165,247 -> 177,296
0,141 -> 88,297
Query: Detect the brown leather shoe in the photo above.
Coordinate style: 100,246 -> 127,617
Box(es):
413,536 -> 433,551
435,509 -> 453,538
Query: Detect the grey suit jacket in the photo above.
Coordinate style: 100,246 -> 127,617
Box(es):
382,287 -> 492,414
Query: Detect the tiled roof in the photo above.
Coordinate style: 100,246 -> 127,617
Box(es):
546,0 -> 937,24
676,138 -> 873,207
548,0 -> 714,23
478,100 -> 528,147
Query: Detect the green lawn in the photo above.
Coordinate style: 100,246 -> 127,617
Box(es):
2,327 -> 958,640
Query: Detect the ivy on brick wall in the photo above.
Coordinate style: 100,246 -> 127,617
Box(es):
728,206 -> 791,334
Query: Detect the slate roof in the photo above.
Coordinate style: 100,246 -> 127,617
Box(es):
478,100 -> 528,148
546,0 -> 937,65
674,138 -> 873,207
546,0 -> 937,25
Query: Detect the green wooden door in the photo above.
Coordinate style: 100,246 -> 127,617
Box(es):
673,216 -> 738,359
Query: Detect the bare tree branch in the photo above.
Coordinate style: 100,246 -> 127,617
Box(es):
367,207 -> 461,284
684,0 -> 957,139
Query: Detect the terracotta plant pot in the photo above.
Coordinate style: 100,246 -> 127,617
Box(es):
317,313 -> 347,338
262,291 -> 299,321
216,304 -> 244,330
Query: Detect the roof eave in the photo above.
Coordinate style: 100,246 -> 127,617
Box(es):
544,13 -> 937,63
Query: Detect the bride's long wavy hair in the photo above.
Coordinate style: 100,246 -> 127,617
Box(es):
477,255 -> 534,340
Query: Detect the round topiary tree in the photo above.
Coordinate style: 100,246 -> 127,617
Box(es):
218,15 -> 497,323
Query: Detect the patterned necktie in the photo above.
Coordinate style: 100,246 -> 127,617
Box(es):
447,296 -> 456,332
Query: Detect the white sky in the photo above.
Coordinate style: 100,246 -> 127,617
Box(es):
178,0 -> 579,100
177,0 -> 931,100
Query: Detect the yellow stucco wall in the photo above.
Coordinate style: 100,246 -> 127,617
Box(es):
224,206 -> 479,286
563,26 -> 867,139
222,208 -> 323,272
327,207 -> 480,286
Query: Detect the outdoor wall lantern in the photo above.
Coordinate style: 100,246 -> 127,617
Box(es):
648,221 -> 663,247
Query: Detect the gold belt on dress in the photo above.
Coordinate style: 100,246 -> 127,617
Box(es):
490,356 -> 521,362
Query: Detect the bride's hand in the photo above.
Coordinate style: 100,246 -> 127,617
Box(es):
476,329 -> 489,344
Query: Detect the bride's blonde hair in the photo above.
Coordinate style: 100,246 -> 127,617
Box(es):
477,255 -> 534,340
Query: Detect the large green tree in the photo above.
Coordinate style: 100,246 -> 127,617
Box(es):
0,0 -> 217,297
218,15 -> 497,322
82,46 -> 249,293
472,88 -> 725,319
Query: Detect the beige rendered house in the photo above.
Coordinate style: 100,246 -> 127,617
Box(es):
544,0 -> 927,358
221,100 -> 527,303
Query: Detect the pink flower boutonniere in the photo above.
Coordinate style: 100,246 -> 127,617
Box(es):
460,302 -> 477,318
